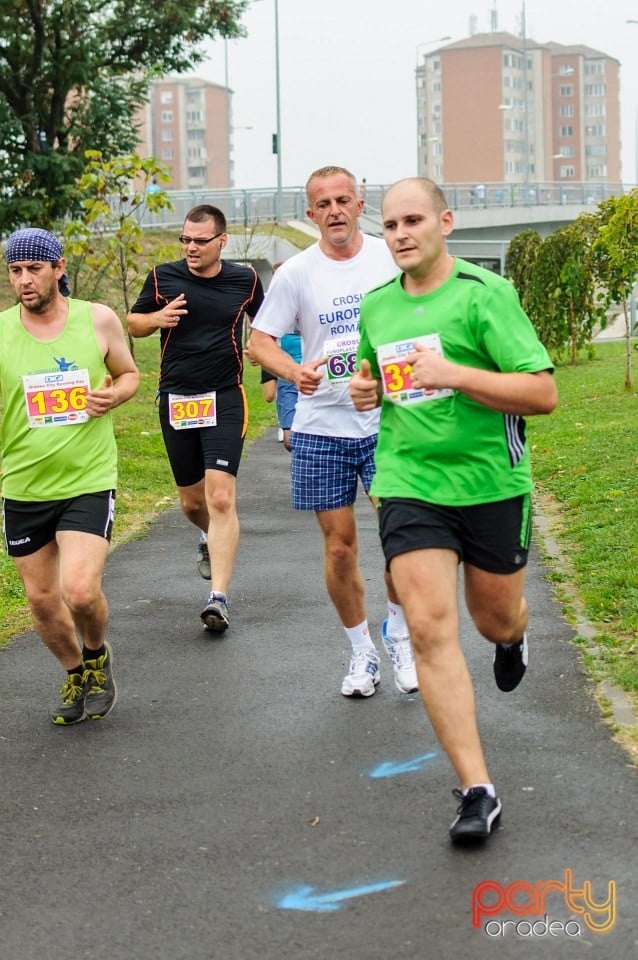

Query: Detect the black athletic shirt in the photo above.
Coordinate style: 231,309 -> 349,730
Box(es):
131,259 -> 265,394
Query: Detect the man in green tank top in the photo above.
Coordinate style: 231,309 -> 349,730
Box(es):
0,228 -> 139,725
350,178 -> 558,845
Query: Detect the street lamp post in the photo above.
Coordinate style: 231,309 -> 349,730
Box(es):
224,39 -> 231,187
274,0 -> 282,222
521,0 -> 530,191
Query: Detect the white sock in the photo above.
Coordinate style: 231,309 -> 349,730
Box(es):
465,782 -> 496,797
386,601 -> 408,639
345,621 -> 377,655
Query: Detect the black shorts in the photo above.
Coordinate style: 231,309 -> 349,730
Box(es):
2,491 -> 116,558
158,386 -> 247,487
378,494 -> 532,575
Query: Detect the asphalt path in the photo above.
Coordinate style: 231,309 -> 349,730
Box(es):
0,430 -> 636,960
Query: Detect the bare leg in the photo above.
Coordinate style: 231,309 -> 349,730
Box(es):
177,472 -> 238,594
203,470 -> 238,595
13,530 -> 110,666
464,565 -> 528,645
390,548 -> 491,788
177,477 -> 209,538
315,505 -> 365,628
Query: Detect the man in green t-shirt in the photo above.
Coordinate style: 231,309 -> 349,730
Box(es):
350,178 -> 558,845
1,228 -> 139,726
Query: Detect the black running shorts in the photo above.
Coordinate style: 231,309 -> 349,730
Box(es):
3,490 -> 116,557
158,385 -> 247,486
378,494 -> 531,574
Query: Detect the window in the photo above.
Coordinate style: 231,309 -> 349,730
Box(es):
559,165 -> 575,178
559,126 -> 573,137
161,111 -> 173,122
160,91 -> 173,104
161,129 -> 173,141
559,105 -> 574,117
585,83 -> 605,96
161,148 -> 173,160
559,85 -> 573,96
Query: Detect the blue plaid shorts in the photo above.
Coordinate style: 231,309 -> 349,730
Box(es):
289,431 -> 378,511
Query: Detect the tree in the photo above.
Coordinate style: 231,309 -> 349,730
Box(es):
63,151 -> 174,354
524,216 -> 605,364
503,227 -> 542,306
0,0 -> 249,230
593,190 -> 638,390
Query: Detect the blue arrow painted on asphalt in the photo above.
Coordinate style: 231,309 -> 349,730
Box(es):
277,880 -> 405,912
368,752 -> 438,779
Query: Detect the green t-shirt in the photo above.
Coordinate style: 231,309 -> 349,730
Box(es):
357,258 -> 553,506
0,299 -> 118,501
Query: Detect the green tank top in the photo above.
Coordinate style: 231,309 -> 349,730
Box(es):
0,299 -> 118,501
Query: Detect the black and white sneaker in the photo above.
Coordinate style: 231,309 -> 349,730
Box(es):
493,632 -> 528,692
449,787 -> 502,844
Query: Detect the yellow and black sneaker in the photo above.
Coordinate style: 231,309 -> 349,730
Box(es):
83,641 -> 118,720
51,672 -> 86,725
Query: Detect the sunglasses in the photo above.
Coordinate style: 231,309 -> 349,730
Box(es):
178,232 -> 224,247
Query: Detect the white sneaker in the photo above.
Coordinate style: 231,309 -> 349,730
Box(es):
340,650 -> 380,697
381,621 -> 418,694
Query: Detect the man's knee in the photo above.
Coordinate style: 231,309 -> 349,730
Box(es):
205,476 -> 237,516
179,486 -> 206,522
472,609 -> 520,644
27,586 -> 62,623
62,580 -> 106,617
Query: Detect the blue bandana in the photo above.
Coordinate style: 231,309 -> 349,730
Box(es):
5,228 -> 71,296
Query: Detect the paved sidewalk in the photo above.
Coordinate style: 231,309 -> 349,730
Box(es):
0,430 -> 635,960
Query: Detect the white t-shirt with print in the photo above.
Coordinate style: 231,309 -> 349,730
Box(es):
251,234 -> 397,438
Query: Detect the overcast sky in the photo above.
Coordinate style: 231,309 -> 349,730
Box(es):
196,0 -> 638,189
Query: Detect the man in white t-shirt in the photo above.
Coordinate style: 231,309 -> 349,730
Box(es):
248,165 -> 418,698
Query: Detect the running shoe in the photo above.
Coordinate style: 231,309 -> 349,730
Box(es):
340,650 -> 380,698
201,592 -> 230,632
83,641 -> 118,720
449,787 -> 502,843
51,672 -> 86,725
493,632 -> 528,692
381,620 -> 418,694
196,535 -> 211,580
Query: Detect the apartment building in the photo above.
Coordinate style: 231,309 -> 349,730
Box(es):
416,32 -> 620,184
137,77 -> 232,190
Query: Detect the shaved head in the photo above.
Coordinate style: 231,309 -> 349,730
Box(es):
383,177 -> 449,215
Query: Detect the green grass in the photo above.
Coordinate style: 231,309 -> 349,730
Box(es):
528,340 -> 638,707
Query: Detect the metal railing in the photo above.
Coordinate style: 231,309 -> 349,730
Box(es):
138,180 -> 635,230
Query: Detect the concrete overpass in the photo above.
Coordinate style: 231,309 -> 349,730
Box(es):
146,179 -> 634,276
